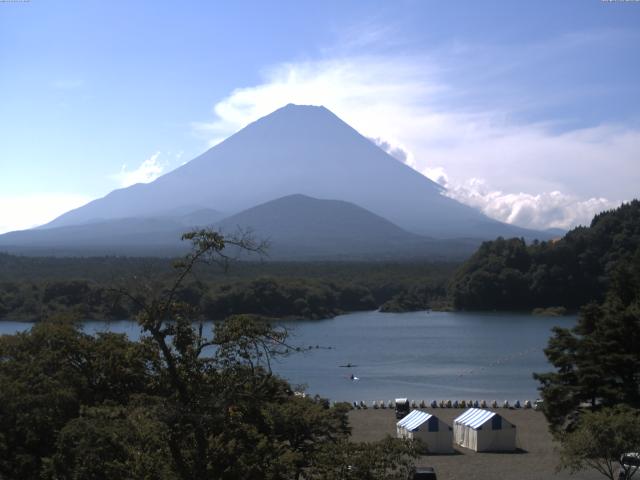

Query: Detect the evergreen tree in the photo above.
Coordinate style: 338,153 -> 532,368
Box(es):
534,248 -> 640,432
450,200 -> 640,311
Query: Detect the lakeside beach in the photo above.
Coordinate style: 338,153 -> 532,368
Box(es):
349,408 -> 602,480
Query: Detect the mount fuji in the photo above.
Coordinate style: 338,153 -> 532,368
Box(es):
0,104 -> 552,258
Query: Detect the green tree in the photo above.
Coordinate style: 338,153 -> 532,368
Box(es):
0,316 -> 156,479
534,251 -> 640,433
310,436 -> 419,480
558,406 -> 640,480
450,200 -> 640,311
0,229 -> 420,479
43,403 -> 174,480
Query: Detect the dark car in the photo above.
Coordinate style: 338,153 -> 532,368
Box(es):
410,466 -> 437,480
619,453 -> 640,479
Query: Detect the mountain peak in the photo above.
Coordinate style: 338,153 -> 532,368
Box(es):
261,103 -> 335,125
280,103 -> 328,112
37,104 -> 550,242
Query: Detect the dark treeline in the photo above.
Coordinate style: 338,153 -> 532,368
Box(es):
4,200 -> 639,320
0,256 -> 456,321
449,200 -> 640,311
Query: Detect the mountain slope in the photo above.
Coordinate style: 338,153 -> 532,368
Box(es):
215,194 -> 478,259
43,104 -> 549,240
0,195 -> 479,259
0,210 -> 223,256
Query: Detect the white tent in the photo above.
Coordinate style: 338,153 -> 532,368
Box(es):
396,410 -> 453,453
453,408 -> 516,452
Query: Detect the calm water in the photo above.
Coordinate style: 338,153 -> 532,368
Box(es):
0,310 -> 574,402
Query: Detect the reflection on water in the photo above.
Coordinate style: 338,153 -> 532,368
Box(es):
0,310 -> 574,402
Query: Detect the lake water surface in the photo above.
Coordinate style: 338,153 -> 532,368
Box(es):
0,310 -> 574,403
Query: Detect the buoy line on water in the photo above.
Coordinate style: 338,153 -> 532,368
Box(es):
454,347 -> 540,378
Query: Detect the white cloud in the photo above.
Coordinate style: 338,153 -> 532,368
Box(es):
112,152 -> 166,188
0,193 -> 92,234
442,178 -> 618,230
422,166 -> 449,188
192,56 -> 445,146
194,54 -> 639,230
369,137 -> 411,164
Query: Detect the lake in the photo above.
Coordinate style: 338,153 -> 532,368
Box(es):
0,310 -> 574,403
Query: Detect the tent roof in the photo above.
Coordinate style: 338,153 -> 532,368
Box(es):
454,408 -> 498,429
397,409 -> 433,432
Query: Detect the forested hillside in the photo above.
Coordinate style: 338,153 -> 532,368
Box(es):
449,200 -> 640,311
0,256 -> 455,321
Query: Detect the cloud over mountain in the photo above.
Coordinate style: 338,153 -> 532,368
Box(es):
443,179 -> 616,230
27,104 -> 551,249
193,51 -> 637,230
112,152 -> 166,188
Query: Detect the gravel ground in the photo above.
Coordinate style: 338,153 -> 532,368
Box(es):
348,408 -> 604,480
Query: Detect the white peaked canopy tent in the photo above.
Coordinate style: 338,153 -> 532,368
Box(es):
453,408 -> 516,452
396,410 -> 453,453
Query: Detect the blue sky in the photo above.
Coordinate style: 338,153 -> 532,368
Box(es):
1,0 -> 639,233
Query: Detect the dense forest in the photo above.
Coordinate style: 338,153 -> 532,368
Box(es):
532,231 -> 640,479
0,255 -> 455,321
449,200 -> 640,311
535,244 -> 640,430
0,231 -> 420,479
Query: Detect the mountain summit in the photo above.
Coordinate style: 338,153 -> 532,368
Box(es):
35,104 -> 544,244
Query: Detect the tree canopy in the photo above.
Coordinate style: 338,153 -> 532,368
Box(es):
534,246 -> 640,432
558,406 -> 640,480
0,229 -> 418,479
450,200 -> 640,311
0,255 -> 455,322
533,233 -> 640,479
